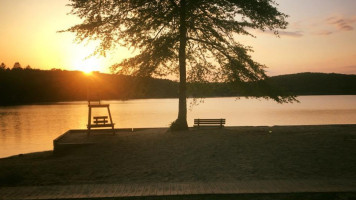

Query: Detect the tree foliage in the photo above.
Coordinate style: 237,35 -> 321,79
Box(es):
13,62 -> 22,70
64,0 -> 296,129
0,63 -> 6,71
66,0 -> 286,79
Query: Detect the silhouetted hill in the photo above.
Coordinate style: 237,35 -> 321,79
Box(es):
186,72 -> 356,98
0,69 -> 355,106
268,72 -> 356,95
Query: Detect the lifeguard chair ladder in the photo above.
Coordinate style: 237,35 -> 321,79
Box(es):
87,100 -> 115,135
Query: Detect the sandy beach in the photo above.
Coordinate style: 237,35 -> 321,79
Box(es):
0,125 -> 356,187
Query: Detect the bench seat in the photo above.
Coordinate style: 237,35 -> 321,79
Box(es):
88,124 -> 114,128
194,118 -> 225,128
88,116 -> 114,128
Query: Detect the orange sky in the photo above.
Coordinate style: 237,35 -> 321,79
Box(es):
0,0 -> 356,76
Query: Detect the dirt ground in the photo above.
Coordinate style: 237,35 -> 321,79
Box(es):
0,125 -> 355,186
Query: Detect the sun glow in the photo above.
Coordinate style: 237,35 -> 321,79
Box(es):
73,56 -> 103,74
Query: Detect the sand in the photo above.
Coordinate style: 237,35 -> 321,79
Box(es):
0,125 -> 356,187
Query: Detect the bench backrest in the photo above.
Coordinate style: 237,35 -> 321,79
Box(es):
194,119 -> 226,125
194,119 -> 226,128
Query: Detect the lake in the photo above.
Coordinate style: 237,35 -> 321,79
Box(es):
1,96 -> 356,158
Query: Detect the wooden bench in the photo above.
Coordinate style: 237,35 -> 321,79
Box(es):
194,118 -> 226,128
88,116 -> 114,128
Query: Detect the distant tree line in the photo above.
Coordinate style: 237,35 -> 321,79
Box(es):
0,66 -> 178,105
187,73 -> 356,97
1,65 -> 356,106
0,62 -> 32,71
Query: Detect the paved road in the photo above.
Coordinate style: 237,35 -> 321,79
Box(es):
1,179 -> 355,200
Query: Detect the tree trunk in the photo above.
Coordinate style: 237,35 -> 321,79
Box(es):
172,0 -> 188,131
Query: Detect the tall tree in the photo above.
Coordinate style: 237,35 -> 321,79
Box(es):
0,63 -> 6,71
13,62 -> 22,70
65,0 -> 295,130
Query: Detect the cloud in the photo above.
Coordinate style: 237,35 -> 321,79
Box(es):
314,30 -> 333,36
326,16 -> 355,31
278,30 -> 304,38
309,15 -> 356,36
258,30 -> 303,38
257,15 -> 355,38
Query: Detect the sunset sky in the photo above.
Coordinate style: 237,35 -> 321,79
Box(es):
0,0 -> 356,76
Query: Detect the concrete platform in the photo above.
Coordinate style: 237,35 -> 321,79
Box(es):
53,128 -> 168,154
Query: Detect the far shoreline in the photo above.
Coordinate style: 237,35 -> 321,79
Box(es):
1,94 -> 356,107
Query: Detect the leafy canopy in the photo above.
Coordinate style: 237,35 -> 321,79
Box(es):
65,0 -> 294,102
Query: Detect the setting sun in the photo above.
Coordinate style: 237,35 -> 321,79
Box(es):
73,56 -> 102,74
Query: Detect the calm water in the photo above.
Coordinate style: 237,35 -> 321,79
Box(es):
1,96 -> 356,158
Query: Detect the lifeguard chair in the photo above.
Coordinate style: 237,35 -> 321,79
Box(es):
85,74 -> 115,135
87,100 -> 115,135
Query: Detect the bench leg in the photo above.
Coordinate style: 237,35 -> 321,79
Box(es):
87,107 -> 92,136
